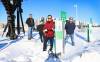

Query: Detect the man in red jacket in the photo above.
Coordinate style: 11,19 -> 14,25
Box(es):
43,15 -> 55,52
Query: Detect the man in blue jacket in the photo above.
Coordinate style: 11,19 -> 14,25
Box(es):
65,17 -> 76,46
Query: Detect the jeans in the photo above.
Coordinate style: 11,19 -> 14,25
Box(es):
43,37 -> 54,51
28,27 -> 33,40
64,34 -> 75,46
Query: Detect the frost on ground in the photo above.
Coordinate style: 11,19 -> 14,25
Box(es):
0,27 -> 100,62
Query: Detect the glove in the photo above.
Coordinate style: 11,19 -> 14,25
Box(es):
43,29 -> 47,33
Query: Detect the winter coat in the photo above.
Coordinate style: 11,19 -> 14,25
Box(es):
43,20 -> 55,38
65,21 -> 76,34
26,18 -> 34,27
37,24 -> 44,33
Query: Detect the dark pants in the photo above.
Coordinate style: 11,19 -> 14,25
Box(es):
39,31 -> 44,42
43,37 -> 54,51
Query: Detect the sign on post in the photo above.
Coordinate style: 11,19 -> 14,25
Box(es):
61,11 -> 67,22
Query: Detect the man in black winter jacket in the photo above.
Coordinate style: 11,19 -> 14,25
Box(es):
26,14 -> 34,40
65,17 -> 76,46
37,17 -> 45,42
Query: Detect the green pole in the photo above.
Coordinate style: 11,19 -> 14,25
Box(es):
61,11 -> 67,54
87,18 -> 93,42
87,24 -> 90,42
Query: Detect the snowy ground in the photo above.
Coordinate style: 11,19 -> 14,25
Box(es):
0,27 -> 100,62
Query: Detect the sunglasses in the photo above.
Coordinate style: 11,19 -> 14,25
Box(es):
48,18 -> 52,19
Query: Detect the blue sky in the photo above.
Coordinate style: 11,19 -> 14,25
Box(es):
0,0 -> 100,24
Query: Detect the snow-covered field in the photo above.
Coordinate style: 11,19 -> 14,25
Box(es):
0,27 -> 100,62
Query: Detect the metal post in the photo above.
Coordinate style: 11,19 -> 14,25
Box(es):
87,24 -> 90,42
17,7 -> 20,35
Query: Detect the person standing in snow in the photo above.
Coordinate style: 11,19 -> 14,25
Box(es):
37,17 -> 45,43
43,15 -> 55,52
64,17 -> 76,46
26,14 -> 35,40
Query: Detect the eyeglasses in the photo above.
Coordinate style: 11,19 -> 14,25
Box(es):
48,18 -> 52,19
